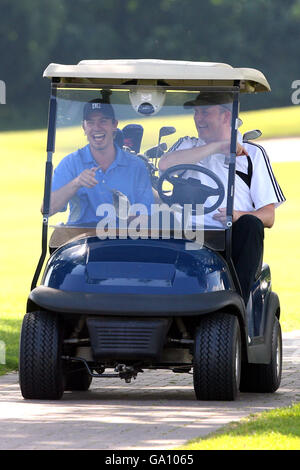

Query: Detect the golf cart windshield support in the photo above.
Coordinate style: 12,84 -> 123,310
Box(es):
227,84 -> 240,226
224,81 -> 243,297
31,87 -> 57,290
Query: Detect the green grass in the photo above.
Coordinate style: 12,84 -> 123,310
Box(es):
263,160 -> 300,332
239,105 -> 300,139
178,403 -> 300,450
0,106 -> 299,377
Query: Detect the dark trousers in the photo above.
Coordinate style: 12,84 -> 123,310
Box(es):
231,214 -> 265,304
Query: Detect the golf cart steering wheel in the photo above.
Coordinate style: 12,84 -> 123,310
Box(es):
157,164 -> 225,214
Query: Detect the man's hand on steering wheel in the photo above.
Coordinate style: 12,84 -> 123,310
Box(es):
157,164 -> 225,215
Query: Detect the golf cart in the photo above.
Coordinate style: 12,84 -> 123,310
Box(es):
19,59 -> 282,401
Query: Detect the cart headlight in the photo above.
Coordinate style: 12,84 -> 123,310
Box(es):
129,87 -> 166,116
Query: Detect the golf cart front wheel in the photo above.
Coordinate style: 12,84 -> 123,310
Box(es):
193,313 -> 241,401
19,310 -> 65,400
240,316 -> 282,393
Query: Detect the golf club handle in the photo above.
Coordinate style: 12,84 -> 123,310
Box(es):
145,142 -> 167,158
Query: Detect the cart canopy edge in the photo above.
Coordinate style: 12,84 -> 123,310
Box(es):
43,59 -> 270,93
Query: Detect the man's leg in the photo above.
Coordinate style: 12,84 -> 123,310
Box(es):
231,214 -> 264,304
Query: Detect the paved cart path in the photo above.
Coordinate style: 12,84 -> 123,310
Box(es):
0,331 -> 299,450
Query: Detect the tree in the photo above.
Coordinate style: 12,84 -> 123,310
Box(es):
1,0 -> 300,129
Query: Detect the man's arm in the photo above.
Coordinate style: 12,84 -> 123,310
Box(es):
159,141 -> 248,171
235,203 -> 275,228
41,167 -> 99,216
47,179 -> 81,216
213,203 -> 275,228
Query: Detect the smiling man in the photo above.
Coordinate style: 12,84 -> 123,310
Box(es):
49,99 -> 154,226
158,92 -> 285,303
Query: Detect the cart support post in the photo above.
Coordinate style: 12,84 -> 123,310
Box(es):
225,81 -> 243,299
31,87 -> 57,290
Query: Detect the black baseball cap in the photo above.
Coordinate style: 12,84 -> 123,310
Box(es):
184,92 -> 233,110
83,99 -> 115,121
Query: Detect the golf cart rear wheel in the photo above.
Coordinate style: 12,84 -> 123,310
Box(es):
240,316 -> 282,393
64,363 -> 92,391
19,311 -> 64,400
193,313 -> 241,401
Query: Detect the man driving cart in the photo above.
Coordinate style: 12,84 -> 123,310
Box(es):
159,92 -> 285,303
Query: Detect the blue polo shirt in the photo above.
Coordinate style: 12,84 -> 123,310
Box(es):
52,144 -> 154,226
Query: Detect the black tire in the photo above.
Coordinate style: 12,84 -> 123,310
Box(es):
19,311 -> 64,400
240,316 -> 282,393
193,313 -> 241,401
64,363 -> 92,391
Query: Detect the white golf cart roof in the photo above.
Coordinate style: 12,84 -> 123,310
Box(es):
43,59 -> 270,93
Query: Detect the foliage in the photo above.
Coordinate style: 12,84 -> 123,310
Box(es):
179,403 -> 300,450
1,0 -> 300,129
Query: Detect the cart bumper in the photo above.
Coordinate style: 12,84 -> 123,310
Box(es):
28,285 -> 245,318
